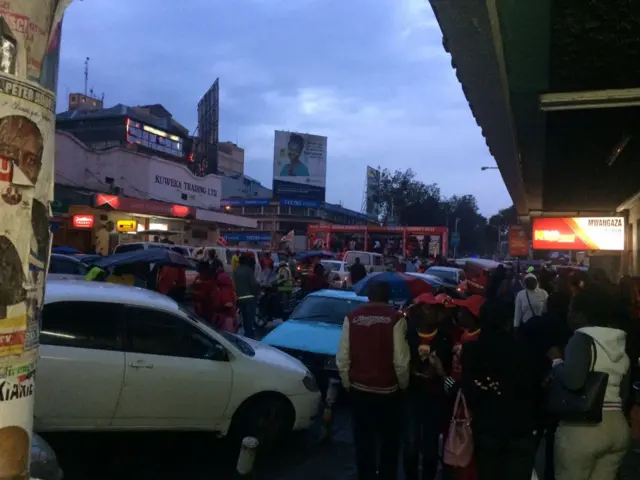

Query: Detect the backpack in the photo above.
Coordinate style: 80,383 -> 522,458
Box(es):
216,273 -> 237,309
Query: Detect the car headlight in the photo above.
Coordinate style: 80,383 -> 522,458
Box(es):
302,373 -> 319,392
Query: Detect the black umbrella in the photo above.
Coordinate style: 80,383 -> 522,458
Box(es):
91,248 -> 195,270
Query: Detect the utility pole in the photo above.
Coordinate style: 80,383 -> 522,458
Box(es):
453,217 -> 461,258
0,2 -> 73,478
84,56 -> 89,97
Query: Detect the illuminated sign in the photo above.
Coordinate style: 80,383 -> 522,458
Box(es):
149,223 -> 168,231
508,225 -> 529,257
72,215 -> 94,229
116,220 -> 137,233
532,217 -> 624,251
126,118 -> 184,157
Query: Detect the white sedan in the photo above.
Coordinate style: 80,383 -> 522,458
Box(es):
35,280 -> 321,447
321,260 -> 350,288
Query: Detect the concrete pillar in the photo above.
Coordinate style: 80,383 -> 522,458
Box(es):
0,2 -> 72,478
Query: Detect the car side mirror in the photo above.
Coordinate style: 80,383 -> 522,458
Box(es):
206,344 -> 228,362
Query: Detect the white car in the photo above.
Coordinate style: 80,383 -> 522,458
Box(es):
321,260 -> 350,288
35,281 -> 321,447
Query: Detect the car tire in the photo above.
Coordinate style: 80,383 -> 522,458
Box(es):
229,394 -> 294,452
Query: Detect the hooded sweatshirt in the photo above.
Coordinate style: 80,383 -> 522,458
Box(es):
554,326 -> 630,410
514,273 -> 548,328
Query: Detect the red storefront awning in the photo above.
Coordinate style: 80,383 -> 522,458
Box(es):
94,194 -> 195,218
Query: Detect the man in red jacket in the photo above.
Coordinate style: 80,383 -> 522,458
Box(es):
336,282 -> 411,480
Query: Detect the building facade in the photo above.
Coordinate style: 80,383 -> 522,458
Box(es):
217,141 -> 244,175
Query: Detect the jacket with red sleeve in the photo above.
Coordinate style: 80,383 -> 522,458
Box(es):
336,302 -> 411,394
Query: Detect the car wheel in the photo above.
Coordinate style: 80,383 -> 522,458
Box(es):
230,394 -> 293,451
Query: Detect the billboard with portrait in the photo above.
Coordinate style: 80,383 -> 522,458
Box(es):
365,166 -> 381,216
272,130 -> 327,202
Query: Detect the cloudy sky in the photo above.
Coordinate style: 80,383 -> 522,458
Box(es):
57,0 -> 511,216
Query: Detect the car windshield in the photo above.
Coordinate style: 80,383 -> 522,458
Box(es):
290,295 -> 365,324
321,261 -> 342,271
428,269 -> 458,284
179,307 -> 255,356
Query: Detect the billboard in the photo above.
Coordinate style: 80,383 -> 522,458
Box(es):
532,217 -> 624,251
365,166 -> 381,215
508,225 -> 529,256
193,78 -> 219,177
272,130 -> 327,202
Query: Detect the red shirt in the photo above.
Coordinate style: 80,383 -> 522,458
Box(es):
450,328 -> 481,382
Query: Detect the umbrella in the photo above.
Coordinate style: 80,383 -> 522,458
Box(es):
91,249 -> 195,270
352,272 -> 434,300
52,246 -> 80,254
295,250 -> 335,261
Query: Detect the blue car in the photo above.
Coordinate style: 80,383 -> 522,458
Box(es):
261,289 -> 367,385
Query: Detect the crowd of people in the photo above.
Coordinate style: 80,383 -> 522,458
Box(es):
336,266 -> 640,480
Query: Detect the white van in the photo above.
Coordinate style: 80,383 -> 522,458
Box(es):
342,251 -> 385,274
192,246 -> 262,280
113,242 -> 191,257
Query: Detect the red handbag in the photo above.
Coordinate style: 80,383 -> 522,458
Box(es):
443,389 -> 474,468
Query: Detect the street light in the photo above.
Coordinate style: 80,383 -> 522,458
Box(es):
481,166 -> 499,171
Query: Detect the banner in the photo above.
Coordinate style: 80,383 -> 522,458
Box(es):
0,1 -> 72,472
272,130 -> 327,202
508,225 -> 529,257
532,217 -> 625,251
365,166 -> 380,216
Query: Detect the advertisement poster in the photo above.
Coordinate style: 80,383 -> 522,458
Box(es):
532,217 -> 625,251
365,166 -> 381,216
272,130 -> 327,202
0,1 -> 72,473
508,224 -> 529,257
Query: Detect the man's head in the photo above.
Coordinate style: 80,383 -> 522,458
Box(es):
287,134 -> 305,163
368,281 -> 390,303
354,257 -> 360,265
524,273 -> 538,290
0,115 -> 43,185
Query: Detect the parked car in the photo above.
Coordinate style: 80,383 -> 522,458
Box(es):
261,289 -> 368,390
35,281 -> 321,448
321,260 -> 350,288
425,266 -> 468,293
47,254 -> 89,281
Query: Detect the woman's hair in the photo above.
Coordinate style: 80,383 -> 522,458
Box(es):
571,282 -> 618,328
477,298 -> 510,332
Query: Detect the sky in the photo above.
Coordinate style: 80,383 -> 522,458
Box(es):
57,0 -> 511,216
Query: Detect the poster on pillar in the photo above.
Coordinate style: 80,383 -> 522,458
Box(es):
0,0 -> 72,473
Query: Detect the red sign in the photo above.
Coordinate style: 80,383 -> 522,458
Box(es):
72,214 -> 95,229
95,194 -> 194,218
508,225 -> 529,257
532,217 -> 624,251
0,157 -> 13,182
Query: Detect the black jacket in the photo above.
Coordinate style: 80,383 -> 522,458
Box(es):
349,263 -> 367,284
461,330 -> 543,438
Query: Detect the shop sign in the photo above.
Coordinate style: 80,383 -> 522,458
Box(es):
508,225 -> 529,257
95,194 -> 195,218
222,233 -> 271,243
72,214 -> 94,229
532,217 -> 624,251
147,160 -> 221,209
116,220 -> 137,233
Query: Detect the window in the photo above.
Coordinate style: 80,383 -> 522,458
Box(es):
373,256 -> 383,266
41,301 -> 123,350
290,296 -> 365,324
49,256 -> 86,275
114,244 -> 143,254
126,308 -> 218,359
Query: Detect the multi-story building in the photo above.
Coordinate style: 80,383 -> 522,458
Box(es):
217,141 -> 244,175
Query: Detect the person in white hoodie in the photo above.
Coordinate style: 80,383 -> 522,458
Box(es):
514,273 -> 548,329
549,282 -> 631,480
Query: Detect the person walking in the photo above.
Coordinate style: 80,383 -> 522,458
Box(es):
336,282 -> 411,480
233,254 -> 260,339
549,283 -> 631,480
460,299 -> 542,480
276,261 -> 294,316
403,293 -> 455,480
350,257 -> 368,285
514,273 -> 548,329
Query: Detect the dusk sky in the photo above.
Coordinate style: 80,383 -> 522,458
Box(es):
57,0 -> 511,216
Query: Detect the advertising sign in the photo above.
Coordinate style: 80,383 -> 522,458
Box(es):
193,79 -> 219,177
532,217 -> 625,251
148,157 -> 221,210
72,214 -> 94,229
0,0 -> 72,469
365,166 -> 381,215
508,224 -> 529,256
95,194 -> 195,218
116,219 -> 137,233
272,130 -> 327,202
